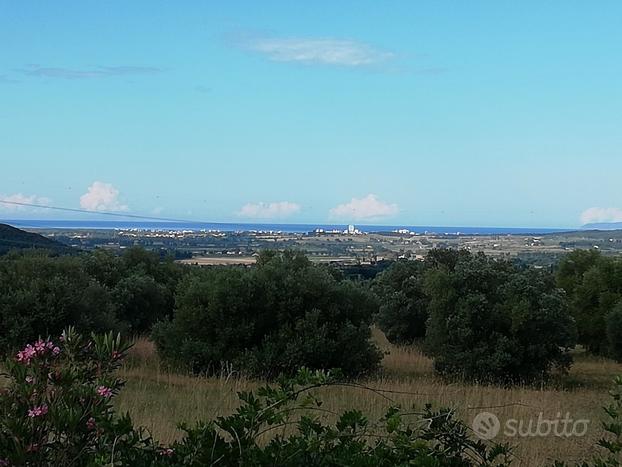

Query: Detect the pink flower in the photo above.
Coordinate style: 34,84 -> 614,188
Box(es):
34,340 -> 46,353
52,346 -> 61,355
96,386 -> 113,398
16,344 -> 37,364
86,417 -> 97,430
158,448 -> 174,456
0,458 -> 9,466
27,404 -> 48,418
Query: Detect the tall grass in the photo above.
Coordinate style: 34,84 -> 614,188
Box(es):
115,332 -> 622,466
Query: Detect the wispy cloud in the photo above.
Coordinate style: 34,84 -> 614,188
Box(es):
0,193 -> 51,212
238,35 -> 394,67
80,181 -> 128,212
330,194 -> 398,221
0,74 -> 19,84
19,65 -> 163,80
238,201 -> 301,219
581,207 -> 622,225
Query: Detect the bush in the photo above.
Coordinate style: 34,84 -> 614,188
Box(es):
0,248 -> 183,355
0,328 -> 162,465
557,250 -> 622,355
373,249 -> 476,347
425,252 -> 576,383
374,260 -> 429,345
607,302 -> 622,362
113,273 -> 171,334
0,254 -> 124,353
153,251 -> 382,378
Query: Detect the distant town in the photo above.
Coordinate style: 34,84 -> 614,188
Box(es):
27,224 -> 622,267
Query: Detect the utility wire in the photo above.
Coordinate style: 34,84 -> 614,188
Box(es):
0,199 -> 196,223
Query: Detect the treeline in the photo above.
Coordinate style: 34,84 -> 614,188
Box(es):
1,247 -> 621,384
556,250 -> 622,358
375,248 -> 622,381
0,248 -> 183,352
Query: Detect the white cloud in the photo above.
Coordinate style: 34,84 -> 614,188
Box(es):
0,193 -> 51,212
581,207 -> 622,225
243,36 -> 393,67
80,182 -> 128,212
330,194 -> 399,221
238,201 -> 301,219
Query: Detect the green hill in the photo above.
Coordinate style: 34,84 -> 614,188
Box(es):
0,223 -> 72,255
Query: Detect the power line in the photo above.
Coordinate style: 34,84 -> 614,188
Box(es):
0,199 -> 196,223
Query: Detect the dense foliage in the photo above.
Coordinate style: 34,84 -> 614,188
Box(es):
557,250 -> 622,358
425,253 -> 576,383
374,249 -> 470,345
0,248 -> 182,354
374,260 -> 430,345
375,250 -> 577,383
153,250 -> 382,378
0,328 -> 162,465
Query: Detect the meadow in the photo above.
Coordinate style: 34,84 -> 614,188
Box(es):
116,329 -> 622,466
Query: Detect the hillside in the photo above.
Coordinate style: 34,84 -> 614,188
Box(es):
0,223 -> 72,254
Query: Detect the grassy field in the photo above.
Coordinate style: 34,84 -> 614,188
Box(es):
114,330 -> 622,466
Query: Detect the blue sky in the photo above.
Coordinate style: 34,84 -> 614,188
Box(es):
1,1 -> 621,228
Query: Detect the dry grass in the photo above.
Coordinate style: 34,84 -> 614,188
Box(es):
114,332 -> 622,466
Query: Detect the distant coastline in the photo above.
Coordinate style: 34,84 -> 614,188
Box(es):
1,219 -> 575,236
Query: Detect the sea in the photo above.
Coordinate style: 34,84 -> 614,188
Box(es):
1,219 -> 574,236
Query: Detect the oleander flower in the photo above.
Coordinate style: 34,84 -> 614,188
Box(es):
27,404 -> 48,418
96,386 -> 113,398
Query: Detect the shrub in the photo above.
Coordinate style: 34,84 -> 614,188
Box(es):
113,273 -> 171,334
153,251 -> 382,378
373,249 -> 479,347
374,260 -> 430,345
557,251 -> 622,355
425,252 -> 576,383
0,328 -> 162,465
0,248 -> 183,355
0,254 -> 123,353
607,302 -> 622,363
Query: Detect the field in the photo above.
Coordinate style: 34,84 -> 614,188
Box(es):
115,330 -> 622,466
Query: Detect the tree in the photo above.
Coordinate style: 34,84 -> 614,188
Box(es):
607,301 -> 622,362
153,251 -> 382,378
0,253 -> 120,353
374,260 -> 429,345
113,273 -> 171,334
425,252 -> 576,383
0,247 -> 183,354
557,251 -> 622,355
